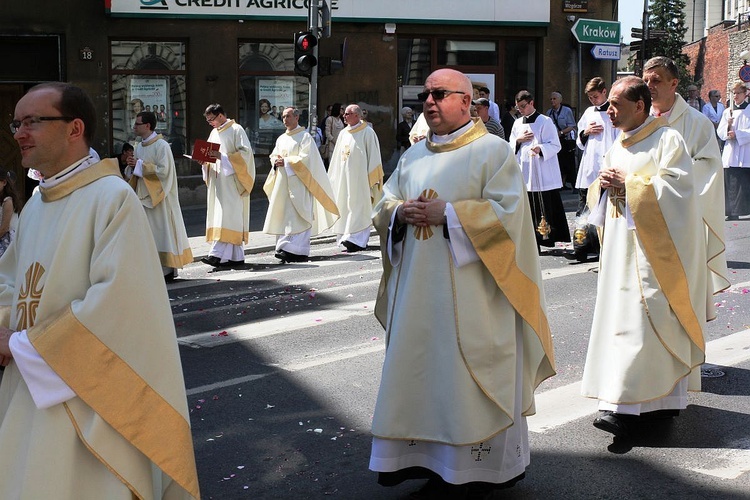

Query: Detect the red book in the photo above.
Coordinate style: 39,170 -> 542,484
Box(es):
186,139 -> 220,163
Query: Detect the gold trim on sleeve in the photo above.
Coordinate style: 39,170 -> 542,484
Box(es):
229,151 -> 255,196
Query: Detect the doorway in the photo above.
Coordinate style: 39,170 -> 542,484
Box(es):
0,84 -> 30,201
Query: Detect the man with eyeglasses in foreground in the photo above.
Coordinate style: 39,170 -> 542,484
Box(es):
201,103 -> 256,268
0,82 -> 199,498
128,110 -> 193,281
327,104 -> 384,252
369,68 -> 555,498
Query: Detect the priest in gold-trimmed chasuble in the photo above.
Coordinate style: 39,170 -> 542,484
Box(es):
203,106 -> 255,265
581,111 -> 708,415
0,160 -> 199,499
369,69 -> 555,490
131,112 -> 193,276
263,107 -> 338,261
327,105 -> 384,251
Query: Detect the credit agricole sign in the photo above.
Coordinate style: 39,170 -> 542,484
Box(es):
106,0 -> 550,24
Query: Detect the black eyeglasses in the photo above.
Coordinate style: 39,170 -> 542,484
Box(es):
417,89 -> 466,102
9,115 -> 75,134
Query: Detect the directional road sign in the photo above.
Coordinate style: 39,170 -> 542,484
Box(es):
591,44 -> 621,60
571,18 -> 621,45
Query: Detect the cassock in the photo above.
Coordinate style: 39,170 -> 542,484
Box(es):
0,158 -> 199,499
581,118 -> 707,412
508,112 -> 570,247
370,119 -> 555,485
263,126 -> 339,255
655,94 -> 729,316
204,119 -> 255,260
575,102 -> 619,189
132,133 -> 193,269
328,121 -> 384,248
718,102 -> 750,217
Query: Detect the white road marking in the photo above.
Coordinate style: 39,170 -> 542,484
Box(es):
687,440 -> 750,479
528,328 -> 750,434
178,300 -> 377,348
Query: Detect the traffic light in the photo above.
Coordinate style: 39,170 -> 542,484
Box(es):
294,31 -> 318,79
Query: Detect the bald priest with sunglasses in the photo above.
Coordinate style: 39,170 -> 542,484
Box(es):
370,69 -> 555,498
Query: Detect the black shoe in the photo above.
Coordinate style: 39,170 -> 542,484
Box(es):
275,250 -> 308,263
641,409 -> 680,420
342,241 -> 366,252
726,215 -> 739,221
466,472 -> 526,497
217,259 -> 244,268
409,478 -> 468,500
201,256 -> 221,267
164,270 -> 176,282
593,411 -> 636,438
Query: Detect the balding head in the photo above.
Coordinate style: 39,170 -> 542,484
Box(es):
421,69 -> 473,135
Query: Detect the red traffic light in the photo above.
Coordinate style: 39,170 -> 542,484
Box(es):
295,32 -> 317,53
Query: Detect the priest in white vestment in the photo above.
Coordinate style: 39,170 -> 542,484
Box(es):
575,77 -> 619,216
129,111 -> 193,280
328,104 -> 384,252
718,80 -> 750,219
370,69 -> 555,498
581,76 -> 708,440
263,107 -> 339,262
643,57 -> 730,317
201,103 -> 255,268
0,83 -> 199,499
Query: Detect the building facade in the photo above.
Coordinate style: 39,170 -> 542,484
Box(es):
1,0 -> 617,203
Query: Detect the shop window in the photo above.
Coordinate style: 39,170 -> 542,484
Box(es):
438,40 -> 498,66
238,42 -> 311,158
397,38 -> 431,86
503,40 -> 537,105
110,40 -> 187,164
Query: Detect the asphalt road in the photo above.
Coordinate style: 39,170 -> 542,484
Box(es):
170,209 -> 750,499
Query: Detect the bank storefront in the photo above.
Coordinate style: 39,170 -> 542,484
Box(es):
1,0 -> 551,200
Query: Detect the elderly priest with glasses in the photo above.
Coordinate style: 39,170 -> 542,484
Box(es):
369,68 -> 555,498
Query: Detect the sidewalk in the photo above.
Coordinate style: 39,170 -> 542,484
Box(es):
182,188 -> 581,261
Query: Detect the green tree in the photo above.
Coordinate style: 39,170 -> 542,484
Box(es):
647,0 -> 692,91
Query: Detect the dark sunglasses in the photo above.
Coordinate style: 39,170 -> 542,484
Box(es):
417,89 -> 466,102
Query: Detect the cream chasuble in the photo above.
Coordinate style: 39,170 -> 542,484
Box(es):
328,121 -> 384,237
0,160 -> 199,499
581,118 -> 708,406
662,95 -> 729,315
371,119 -> 555,448
263,126 -> 338,236
205,119 -> 255,245
133,134 -> 193,268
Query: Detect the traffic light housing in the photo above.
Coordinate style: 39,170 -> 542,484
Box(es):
294,31 -> 318,79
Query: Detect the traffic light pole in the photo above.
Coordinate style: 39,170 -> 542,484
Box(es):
307,2 -> 321,134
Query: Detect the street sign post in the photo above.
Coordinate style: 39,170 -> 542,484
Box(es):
571,18 -> 621,45
590,44 -> 621,60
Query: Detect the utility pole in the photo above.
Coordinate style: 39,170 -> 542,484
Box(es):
306,0 -> 331,137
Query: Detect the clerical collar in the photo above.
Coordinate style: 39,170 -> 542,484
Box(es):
595,101 -> 610,112
40,155 -> 98,188
522,112 -> 540,124
621,116 -> 653,139
734,101 -> 748,110
141,131 -> 157,143
431,120 -> 473,144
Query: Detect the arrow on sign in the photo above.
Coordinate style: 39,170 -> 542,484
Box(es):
590,44 -> 621,60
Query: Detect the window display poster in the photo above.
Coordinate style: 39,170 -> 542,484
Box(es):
465,73 -> 497,103
257,79 -> 294,130
129,77 -> 170,132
